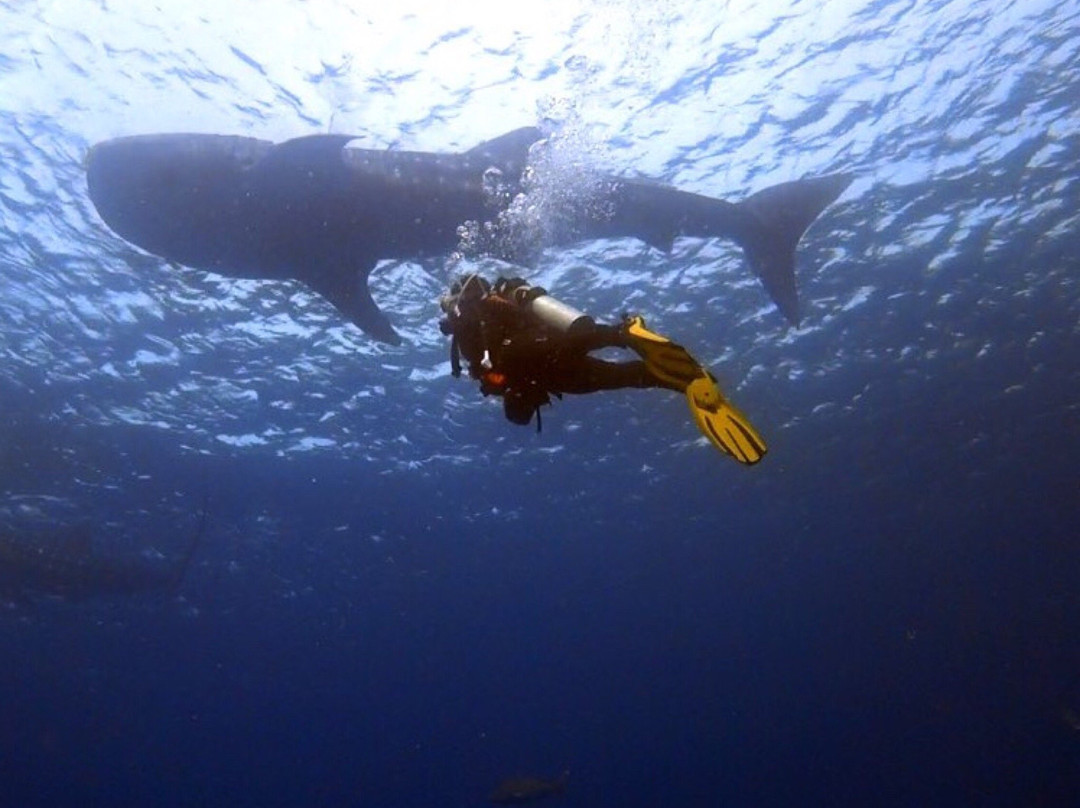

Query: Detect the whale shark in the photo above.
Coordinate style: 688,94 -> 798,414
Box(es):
490,771 -> 570,804
0,516 -> 204,601
86,128 -> 851,344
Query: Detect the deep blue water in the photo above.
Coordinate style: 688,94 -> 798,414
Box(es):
1,0 -> 1078,806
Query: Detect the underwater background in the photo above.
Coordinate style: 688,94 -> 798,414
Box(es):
1,0 -> 1078,805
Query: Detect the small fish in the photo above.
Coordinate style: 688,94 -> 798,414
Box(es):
490,770 -> 569,804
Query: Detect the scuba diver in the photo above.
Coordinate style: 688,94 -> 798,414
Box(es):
438,274 -> 767,465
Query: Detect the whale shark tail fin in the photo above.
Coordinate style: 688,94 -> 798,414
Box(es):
739,173 -> 852,326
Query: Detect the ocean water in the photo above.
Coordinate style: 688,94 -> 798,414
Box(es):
1,0 -> 1078,805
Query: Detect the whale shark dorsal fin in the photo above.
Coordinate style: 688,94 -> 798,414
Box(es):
465,127 -> 543,170
256,134 -> 361,173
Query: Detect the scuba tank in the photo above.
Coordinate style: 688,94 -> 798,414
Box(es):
493,277 -> 595,336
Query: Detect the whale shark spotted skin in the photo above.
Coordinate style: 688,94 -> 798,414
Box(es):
86,128 -> 851,344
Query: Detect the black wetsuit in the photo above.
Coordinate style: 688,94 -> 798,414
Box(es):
444,284 -> 680,430
496,323 -> 672,395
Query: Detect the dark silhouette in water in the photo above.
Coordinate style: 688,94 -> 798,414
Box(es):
0,511 -> 205,600
490,771 -> 569,804
86,128 -> 851,344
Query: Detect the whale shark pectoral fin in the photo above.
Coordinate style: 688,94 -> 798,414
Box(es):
643,229 -> 676,253
465,127 -> 543,172
305,260 -> 403,345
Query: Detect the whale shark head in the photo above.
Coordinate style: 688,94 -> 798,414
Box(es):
86,134 -> 274,267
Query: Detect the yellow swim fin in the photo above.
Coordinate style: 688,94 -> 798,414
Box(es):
686,375 -> 767,465
624,316 -> 767,464
624,316 -> 701,389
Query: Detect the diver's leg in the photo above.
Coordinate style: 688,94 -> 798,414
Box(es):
554,357 -> 681,394
562,324 -> 629,353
